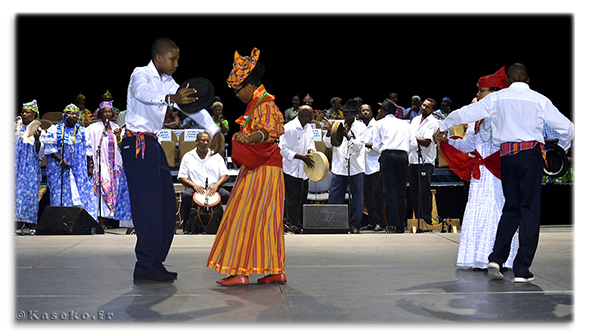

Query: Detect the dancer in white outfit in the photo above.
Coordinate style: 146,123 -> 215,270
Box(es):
435,67 -> 517,270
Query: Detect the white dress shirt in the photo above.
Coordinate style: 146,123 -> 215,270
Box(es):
409,113 -> 438,164
364,118 -> 381,175
373,114 -> 417,155
279,118 -> 317,179
324,119 -> 366,176
126,61 -> 219,136
439,82 -> 574,150
178,148 -> 229,187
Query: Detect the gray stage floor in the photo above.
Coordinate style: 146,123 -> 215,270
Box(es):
14,226 -> 574,324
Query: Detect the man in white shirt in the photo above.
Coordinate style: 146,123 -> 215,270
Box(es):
323,99 -> 367,234
178,131 -> 229,233
373,99 -> 418,233
359,104 -> 385,231
121,38 -> 219,283
408,98 -> 438,229
279,106 -> 316,234
438,63 -> 574,283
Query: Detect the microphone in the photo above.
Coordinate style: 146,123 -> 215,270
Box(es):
103,118 -> 109,136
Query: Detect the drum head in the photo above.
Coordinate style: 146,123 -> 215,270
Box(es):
330,121 -> 345,147
304,151 -> 330,182
193,191 -> 221,208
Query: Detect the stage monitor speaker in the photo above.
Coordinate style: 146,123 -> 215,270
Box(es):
37,206 -> 103,235
302,204 -> 349,233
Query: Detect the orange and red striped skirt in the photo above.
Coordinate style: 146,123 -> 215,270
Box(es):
207,165 -> 285,275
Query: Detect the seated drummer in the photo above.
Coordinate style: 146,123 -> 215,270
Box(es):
178,131 -> 230,227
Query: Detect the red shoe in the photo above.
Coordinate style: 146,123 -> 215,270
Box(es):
216,276 -> 249,286
257,274 -> 287,284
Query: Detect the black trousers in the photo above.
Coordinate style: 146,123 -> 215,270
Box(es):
380,150 -> 408,232
364,171 -> 384,227
121,136 -> 176,277
408,163 -> 434,224
283,173 -> 309,229
489,146 -> 543,277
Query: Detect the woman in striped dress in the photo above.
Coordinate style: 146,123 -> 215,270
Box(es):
207,48 -> 286,286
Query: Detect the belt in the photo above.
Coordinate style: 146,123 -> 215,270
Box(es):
123,129 -> 159,159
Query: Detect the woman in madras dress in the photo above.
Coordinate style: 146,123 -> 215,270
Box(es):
207,48 -> 287,286
87,101 -> 133,231
15,100 -> 45,235
41,104 -> 97,219
436,67 -> 517,270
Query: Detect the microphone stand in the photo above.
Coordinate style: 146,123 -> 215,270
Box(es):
60,122 -> 66,207
96,119 -> 108,223
345,128 -> 355,233
415,142 -> 425,233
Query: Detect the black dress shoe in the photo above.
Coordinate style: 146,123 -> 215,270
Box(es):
157,264 -> 178,279
134,269 -> 175,283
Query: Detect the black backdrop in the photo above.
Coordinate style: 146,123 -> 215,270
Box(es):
16,14 -> 573,130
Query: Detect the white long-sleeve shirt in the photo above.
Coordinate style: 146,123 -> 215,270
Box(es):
125,60 -> 218,136
439,82 -> 574,150
279,118 -> 317,179
323,119 -> 366,176
372,114 -> 417,155
409,113 -> 438,164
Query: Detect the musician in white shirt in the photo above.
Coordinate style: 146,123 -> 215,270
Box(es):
279,106 -> 316,233
437,63 -> 574,283
322,99 -> 367,234
408,98 -> 439,227
373,99 -> 417,233
360,104 -> 385,231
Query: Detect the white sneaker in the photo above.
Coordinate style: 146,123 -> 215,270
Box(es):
487,262 -> 503,280
514,273 -> 535,283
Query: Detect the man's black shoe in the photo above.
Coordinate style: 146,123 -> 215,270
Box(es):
134,269 -> 175,283
157,264 -> 178,279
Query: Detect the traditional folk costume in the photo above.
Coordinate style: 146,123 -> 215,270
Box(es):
440,67 -> 517,269
42,104 -> 97,219
207,48 -> 286,284
439,66 -> 574,281
86,101 -> 133,227
15,100 -> 45,229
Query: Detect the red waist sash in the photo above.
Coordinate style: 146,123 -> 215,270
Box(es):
231,139 -> 282,171
439,140 -> 501,181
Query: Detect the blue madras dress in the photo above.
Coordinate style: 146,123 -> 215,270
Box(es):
42,121 -> 97,219
15,121 -> 45,225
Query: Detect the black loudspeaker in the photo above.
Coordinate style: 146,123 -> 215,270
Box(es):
37,206 -> 103,235
302,204 -> 349,233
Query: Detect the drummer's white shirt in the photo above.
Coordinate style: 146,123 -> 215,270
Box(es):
279,117 -> 317,180
324,119 -> 367,176
178,148 -> 229,187
126,60 -> 219,136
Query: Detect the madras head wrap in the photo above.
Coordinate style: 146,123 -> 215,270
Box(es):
63,103 -> 80,114
227,47 -> 260,89
478,66 -> 507,89
303,94 -> 313,104
22,100 -> 39,115
442,97 -> 452,105
99,100 -> 114,110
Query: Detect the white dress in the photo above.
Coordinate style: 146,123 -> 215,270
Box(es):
449,119 -> 518,269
